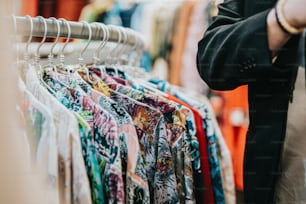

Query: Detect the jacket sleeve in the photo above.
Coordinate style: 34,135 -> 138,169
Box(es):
197,0 -> 273,90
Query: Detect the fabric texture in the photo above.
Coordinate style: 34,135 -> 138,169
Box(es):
44,71 -> 125,204
94,80 -> 179,204
76,73 -> 151,204
26,65 -> 92,204
19,80 -> 59,204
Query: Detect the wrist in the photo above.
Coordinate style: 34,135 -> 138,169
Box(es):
275,0 -> 304,35
282,0 -> 302,29
267,8 -> 291,55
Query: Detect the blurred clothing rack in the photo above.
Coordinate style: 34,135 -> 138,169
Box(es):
13,16 -> 145,49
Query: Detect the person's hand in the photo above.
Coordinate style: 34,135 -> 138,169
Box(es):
283,0 -> 306,29
266,0 -> 306,56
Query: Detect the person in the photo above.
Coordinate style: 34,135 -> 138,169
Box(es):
197,0 -> 306,203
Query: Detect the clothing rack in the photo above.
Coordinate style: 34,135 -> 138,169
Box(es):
13,16 -> 145,49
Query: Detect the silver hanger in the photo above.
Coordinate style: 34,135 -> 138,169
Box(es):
107,25 -> 124,77
92,22 -> 108,78
107,25 -> 122,66
78,21 -> 93,83
117,27 -> 128,65
58,18 -> 71,72
48,17 -> 60,67
34,16 -> 57,95
12,15 -> 19,62
93,22 -> 107,66
24,15 -> 33,62
35,16 -> 47,65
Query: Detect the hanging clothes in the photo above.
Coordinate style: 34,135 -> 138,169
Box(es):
181,0 -> 210,94
216,86 -> 248,191
149,79 -> 236,204
15,15 -> 235,204
75,72 -> 151,203
168,0 -> 197,86
89,72 -> 180,204
43,71 -> 124,204
25,66 -> 92,204
19,79 -> 60,204
99,73 -> 196,203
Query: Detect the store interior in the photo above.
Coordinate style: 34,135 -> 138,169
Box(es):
0,0 -> 249,203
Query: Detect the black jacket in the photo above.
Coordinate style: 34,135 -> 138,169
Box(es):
197,0 -> 304,203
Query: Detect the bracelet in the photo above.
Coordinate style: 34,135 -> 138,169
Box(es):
275,0 -> 303,35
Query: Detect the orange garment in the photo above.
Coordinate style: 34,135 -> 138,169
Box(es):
56,0 -> 89,21
168,94 -> 215,204
216,85 -> 248,191
20,0 -> 88,20
21,0 -> 38,16
168,0 -> 197,86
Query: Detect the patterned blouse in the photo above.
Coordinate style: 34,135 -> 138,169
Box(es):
43,72 -> 125,204
26,66 -> 92,204
90,73 -> 179,204
101,75 -> 195,203
75,73 -> 150,204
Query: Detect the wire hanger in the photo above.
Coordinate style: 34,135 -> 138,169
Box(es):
35,16 -> 47,66
93,22 -> 107,66
92,22 -> 108,78
12,15 -> 19,63
107,25 -> 122,66
34,16 -> 57,95
48,17 -> 60,65
58,18 -> 71,73
45,17 -> 61,77
117,26 -> 128,65
123,29 -> 146,78
106,25 -> 123,77
78,21 -> 93,84
24,15 -> 33,63
53,18 -> 79,89
113,26 -> 129,77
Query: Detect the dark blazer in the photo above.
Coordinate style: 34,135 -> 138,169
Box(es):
197,0 -> 304,203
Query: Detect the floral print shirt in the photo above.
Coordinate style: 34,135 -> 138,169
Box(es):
90,74 -> 179,204
26,66 -> 92,204
76,73 -> 150,204
43,72 -> 125,204
101,74 -> 195,203
150,79 -> 230,204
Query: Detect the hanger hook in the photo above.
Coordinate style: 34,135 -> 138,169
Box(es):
79,21 -> 92,65
130,29 -> 138,52
12,15 -> 17,33
35,16 -> 48,64
129,29 -> 138,65
114,27 -> 123,64
136,33 -> 144,66
58,18 -> 71,66
107,25 -> 122,65
101,25 -> 110,65
93,22 -> 107,65
117,27 -> 128,64
48,17 -> 60,64
12,15 -> 19,60
24,15 -> 33,62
